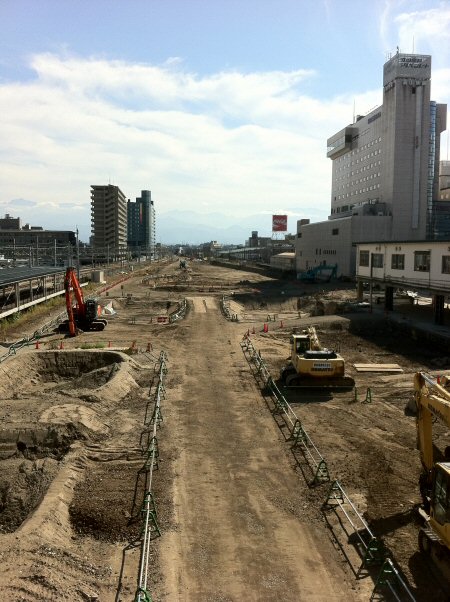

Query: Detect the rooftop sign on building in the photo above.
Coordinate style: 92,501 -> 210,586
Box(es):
272,215 -> 288,232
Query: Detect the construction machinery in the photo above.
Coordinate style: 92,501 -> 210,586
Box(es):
279,326 -> 354,388
299,264 -> 337,283
59,267 -> 107,336
414,372 -> 450,565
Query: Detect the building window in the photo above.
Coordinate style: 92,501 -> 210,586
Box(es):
442,255 -> 450,274
391,254 -> 405,270
359,250 -> 369,267
414,251 -> 430,272
332,228 -> 339,235
372,253 -> 383,268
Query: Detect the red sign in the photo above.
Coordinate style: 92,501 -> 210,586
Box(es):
272,214 -> 288,232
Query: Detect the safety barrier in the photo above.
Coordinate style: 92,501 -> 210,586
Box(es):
169,298 -> 187,323
0,309 -> 67,364
241,333 -> 415,596
221,295 -> 233,320
135,351 -> 168,602
370,558 -> 416,601
323,480 -> 386,576
240,334 -> 330,485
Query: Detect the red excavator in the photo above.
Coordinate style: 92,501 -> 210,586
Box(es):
59,267 -> 107,336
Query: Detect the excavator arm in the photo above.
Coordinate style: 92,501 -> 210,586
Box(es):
64,268 -> 80,336
415,372 -> 450,474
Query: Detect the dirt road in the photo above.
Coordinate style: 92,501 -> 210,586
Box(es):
159,295 -> 362,600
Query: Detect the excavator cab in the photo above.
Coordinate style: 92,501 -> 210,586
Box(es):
291,334 -> 311,357
84,298 -> 100,321
431,463 -> 450,526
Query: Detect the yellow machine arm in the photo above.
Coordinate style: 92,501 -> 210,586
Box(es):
306,326 -> 322,351
414,372 -> 450,472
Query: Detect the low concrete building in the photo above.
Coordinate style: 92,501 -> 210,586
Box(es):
270,252 -> 296,272
296,215 -> 392,278
355,240 -> 450,323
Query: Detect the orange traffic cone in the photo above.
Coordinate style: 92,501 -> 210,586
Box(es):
59,341 -> 64,350
263,323 -> 268,333
35,340 -> 40,349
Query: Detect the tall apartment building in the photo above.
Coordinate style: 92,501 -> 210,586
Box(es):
127,190 -> 156,258
297,52 -> 447,277
90,185 -> 128,250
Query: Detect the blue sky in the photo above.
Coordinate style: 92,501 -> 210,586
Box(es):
1,0 -> 450,242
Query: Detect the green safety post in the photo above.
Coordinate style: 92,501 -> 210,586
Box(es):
158,382 -> 167,399
323,480 -> 344,508
370,559 -> 396,600
313,459 -> 331,484
135,587 -> 153,602
272,394 -> 287,414
148,510 -> 161,538
291,420 -> 307,447
150,405 -> 163,426
353,387 -> 358,403
141,491 -> 158,520
146,437 -> 159,469
360,537 -> 386,571
363,387 -> 372,403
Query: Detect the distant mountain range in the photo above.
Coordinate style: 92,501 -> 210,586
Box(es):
2,202 -> 327,245
155,209 -> 322,245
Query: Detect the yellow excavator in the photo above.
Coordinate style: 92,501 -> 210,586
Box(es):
279,326 -> 354,389
414,372 -> 450,566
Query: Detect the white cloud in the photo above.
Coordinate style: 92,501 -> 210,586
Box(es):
0,53 -> 378,241
395,5 -> 450,60
379,1 -> 450,67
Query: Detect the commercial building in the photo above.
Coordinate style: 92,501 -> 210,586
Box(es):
0,214 -> 21,230
90,185 -> 127,250
296,52 -> 447,277
0,213 -> 76,250
127,190 -> 156,258
0,229 -> 76,247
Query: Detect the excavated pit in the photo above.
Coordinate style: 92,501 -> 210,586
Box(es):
0,351 -> 133,534
0,424 -> 82,533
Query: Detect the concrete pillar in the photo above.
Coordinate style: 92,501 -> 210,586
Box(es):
434,294 -> 445,325
385,286 -> 394,311
356,280 -> 364,302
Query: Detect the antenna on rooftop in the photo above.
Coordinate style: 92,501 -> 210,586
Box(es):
353,99 -> 356,124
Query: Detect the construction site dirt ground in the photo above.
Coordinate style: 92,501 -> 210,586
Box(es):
0,260 -> 449,601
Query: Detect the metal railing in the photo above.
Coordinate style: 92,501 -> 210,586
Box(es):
241,332 -> 415,597
323,480 -> 386,576
0,310 -> 67,364
135,351 -> 167,602
240,335 -> 330,485
169,298 -> 187,323
370,558 -> 416,601
221,295 -> 233,320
